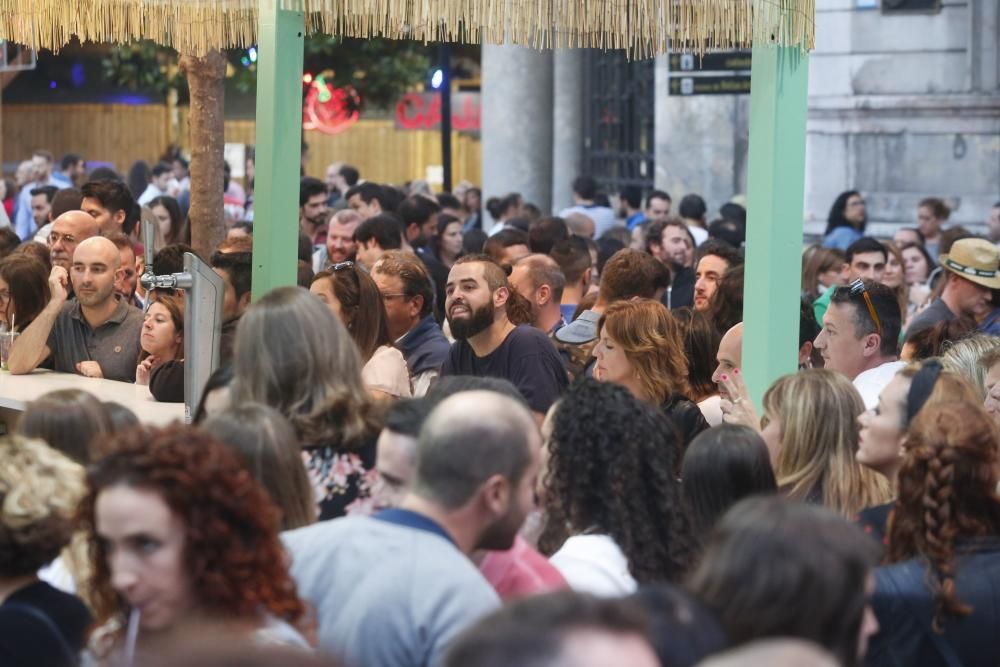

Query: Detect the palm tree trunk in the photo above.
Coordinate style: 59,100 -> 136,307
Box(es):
179,50 -> 226,260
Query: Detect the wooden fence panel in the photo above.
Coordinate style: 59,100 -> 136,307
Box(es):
3,104 -> 169,172
179,112 -> 482,187
3,103 -> 481,187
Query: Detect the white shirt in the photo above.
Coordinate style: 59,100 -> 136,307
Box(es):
549,534 -> 637,597
854,360 -> 906,410
138,183 -> 167,206
361,345 -> 412,398
698,394 -> 724,426
34,221 -> 53,245
689,225 -> 709,246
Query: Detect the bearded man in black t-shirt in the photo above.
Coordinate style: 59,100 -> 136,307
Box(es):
441,255 -> 568,420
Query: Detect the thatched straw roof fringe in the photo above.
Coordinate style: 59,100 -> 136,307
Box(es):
0,0 -> 814,57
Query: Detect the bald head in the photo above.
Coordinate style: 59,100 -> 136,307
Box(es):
50,210 -> 101,270
697,639 -> 838,667
565,212 -> 595,238
712,322 -> 743,397
74,236 -> 120,268
720,323 -> 743,363
413,390 -> 539,509
71,236 -> 122,308
510,254 -> 566,301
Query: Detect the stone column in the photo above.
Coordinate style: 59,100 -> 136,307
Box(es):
552,49 -> 583,214
481,44 -> 554,227
654,55 -> 750,212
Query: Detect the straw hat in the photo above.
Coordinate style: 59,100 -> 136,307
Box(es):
938,238 -> 1000,289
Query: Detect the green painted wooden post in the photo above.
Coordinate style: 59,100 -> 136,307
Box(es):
742,42 -> 810,404
252,0 -> 305,299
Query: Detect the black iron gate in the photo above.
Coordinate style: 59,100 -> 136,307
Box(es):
581,51 -> 656,195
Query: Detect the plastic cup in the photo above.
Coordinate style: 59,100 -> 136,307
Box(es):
0,331 -> 18,371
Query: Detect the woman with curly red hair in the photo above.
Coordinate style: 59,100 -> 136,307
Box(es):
868,399 -> 1000,666
79,424 -> 308,660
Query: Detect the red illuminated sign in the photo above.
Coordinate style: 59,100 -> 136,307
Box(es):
303,78 -> 360,135
395,92 -> 481,133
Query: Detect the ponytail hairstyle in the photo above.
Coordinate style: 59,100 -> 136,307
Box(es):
886,400 -> 1000,631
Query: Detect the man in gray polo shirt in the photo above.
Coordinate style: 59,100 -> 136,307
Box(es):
284,390 -> 541,667
9,236 -> 143,382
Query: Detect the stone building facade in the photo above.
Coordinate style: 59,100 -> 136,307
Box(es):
481,1 -> 998,236
655,0 -> 999,236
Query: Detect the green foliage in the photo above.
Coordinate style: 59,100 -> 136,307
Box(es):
101,36 -> 433,110
101,42 -> 186,97
302,38 -> 430,110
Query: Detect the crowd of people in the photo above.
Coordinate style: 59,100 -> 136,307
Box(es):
1,146 -> 1000,667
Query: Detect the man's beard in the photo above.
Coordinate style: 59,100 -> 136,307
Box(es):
475,504 -> 523,551
76,285 -> 111,307
448,301 -> 495,340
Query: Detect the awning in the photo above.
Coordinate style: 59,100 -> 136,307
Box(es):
0,0 -> 815,56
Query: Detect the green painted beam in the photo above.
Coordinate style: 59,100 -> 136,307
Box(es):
252,1 -> 305,299
742,42 -> 810,404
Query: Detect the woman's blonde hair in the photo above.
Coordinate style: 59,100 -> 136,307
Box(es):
0,435 -> 85,577
764,369 -> 892,517
231,286 -> 380,450
598,299 -> 689,405
941,334 -> 1000,400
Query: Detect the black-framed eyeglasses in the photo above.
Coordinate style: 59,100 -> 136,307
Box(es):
849,279 -> 881,337
380,292 -> 412,301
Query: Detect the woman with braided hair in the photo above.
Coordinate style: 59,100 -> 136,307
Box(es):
537,379 -> 697,596
867,400 -> 1000,667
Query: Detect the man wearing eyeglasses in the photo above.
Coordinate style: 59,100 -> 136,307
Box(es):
371,251 -> 450,397
49,210 -> 100,273
814,279 -> 903,409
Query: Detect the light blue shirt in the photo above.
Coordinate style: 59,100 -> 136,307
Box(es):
626,212 -> 646,231
822,226 -> 863,251
14,175 -> 62,240
50,171 -> 73,189
284,516 -> 499,667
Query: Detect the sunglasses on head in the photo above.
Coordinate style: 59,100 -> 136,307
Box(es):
849,279 -> 881,337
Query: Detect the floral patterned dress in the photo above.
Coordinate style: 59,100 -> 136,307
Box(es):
302,436 -> 378,521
